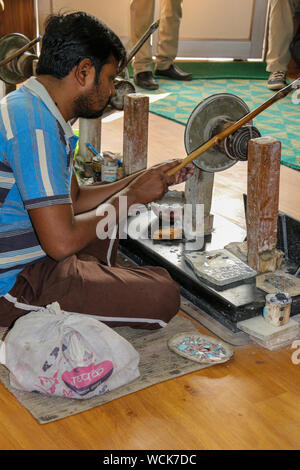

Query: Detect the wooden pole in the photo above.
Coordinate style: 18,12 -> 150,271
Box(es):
185,168 -> 214,234
119,20 -> 160,74
123,93 -> 149,176
78,117 -> 102,163
246,137 -> 282,273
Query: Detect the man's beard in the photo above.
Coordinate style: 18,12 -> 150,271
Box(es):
73,92 -> 109,119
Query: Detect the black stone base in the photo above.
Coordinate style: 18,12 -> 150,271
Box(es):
119,211 -> 300,333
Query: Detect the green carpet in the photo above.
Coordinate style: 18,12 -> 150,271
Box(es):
170,61 -> 269,79
128,60 -> 269,79
139,76 -> 300,171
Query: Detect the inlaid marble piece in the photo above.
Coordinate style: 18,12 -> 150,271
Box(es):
256,270 -> 300,296
168,333 -> 234,364
184,249 -> 257,286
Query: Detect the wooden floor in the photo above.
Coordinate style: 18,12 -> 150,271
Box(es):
0,111 -> 300,450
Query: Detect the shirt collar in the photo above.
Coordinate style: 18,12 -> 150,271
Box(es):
23,76 -> 75,140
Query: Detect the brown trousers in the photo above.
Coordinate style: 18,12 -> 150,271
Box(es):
263,0 -> 300,72
130,0 -> 183,74
0,236 -> 180,329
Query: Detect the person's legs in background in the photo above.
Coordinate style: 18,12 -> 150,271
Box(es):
264,0 -> 298,90
155,0 -> 192,81
130,0 -> 159,90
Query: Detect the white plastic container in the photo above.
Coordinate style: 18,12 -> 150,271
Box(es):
101,159 -> 118,182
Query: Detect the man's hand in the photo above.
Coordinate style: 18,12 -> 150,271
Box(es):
123,159 -> 195,205
166,160 -> 195,185
123,161 -> 171,205
150,159 -> 195,185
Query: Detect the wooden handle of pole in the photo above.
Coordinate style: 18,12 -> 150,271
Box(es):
167,134 -> 219,176
166,78 -> 300,177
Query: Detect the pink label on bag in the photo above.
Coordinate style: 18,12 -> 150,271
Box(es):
62,360 -> 114,396
36,371 -> 60,395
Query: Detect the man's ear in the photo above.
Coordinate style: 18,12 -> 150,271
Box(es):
74,58 -> 95,87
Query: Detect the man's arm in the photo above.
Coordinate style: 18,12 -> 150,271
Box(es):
29,160 -> 184,260
28,191 -> 131,260
70,170 -> 145,215
70,158 -> 195,214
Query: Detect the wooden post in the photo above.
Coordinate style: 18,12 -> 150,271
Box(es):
123,93 -> 149,176
247,136 -> 282,273
32,58 -> 38,76
78,117 -> 102,162
185,168 -> 214,234
0,81 -> 6,99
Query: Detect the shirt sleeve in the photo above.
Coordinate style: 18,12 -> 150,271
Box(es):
7,128 -> 73,210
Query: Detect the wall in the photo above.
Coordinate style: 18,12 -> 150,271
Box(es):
38,0 -> 130,37
37,0 -> 266,58
38,0 -> 253,39
180,0 -> 253,40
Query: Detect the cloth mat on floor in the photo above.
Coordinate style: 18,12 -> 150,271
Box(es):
0,314 -> 233,424
139,77 -> 300,171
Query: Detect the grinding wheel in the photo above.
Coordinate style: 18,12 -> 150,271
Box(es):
109,77 -> 135,110
0,33 -> 36,84
184,93 -> 252,172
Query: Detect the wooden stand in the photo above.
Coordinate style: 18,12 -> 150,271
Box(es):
247,137 -> 282,273
185,168 -> 214,234
78,118 -> 102,162
123,93 -> 149,176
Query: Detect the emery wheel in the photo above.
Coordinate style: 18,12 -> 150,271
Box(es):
0,33 -> 36,85
184,93 -> 252,172
109,77 -> 135,110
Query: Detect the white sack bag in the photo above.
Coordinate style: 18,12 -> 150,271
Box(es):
0,302 -> 140,399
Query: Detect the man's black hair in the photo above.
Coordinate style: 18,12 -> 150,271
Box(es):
36,11 -> 126,80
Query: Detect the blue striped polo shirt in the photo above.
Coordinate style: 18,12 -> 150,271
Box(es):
0,77 -> 79,295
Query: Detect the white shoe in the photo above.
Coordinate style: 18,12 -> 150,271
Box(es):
267,71 -> 287,90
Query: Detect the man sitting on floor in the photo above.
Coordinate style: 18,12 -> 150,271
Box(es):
0,12 -> 193,329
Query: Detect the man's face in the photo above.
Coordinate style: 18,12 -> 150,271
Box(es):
74,55 -> 118,119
